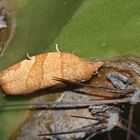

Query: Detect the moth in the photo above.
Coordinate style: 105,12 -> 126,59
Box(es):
0,52 -> 103,95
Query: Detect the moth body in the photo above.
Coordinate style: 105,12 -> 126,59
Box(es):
0,52 -> 103,95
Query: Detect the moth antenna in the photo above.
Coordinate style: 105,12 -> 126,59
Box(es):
26,53 -> 32,60
55,43 -> 60,52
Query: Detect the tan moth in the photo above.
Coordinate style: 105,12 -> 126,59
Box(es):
0,52 -> 103,95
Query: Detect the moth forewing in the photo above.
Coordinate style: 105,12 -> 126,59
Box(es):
0,52 -> 103,95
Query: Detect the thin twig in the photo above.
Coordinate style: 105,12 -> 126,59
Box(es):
117,122 -> 140,140
126,106 -> 134,140
85,125 -> 107,140
107,132 -> 112,140
53,77 -> 135,95
38,123 -> 106,136
70,115 -> 100,121
119,117 -> 136,128
0,97 -> 132,109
